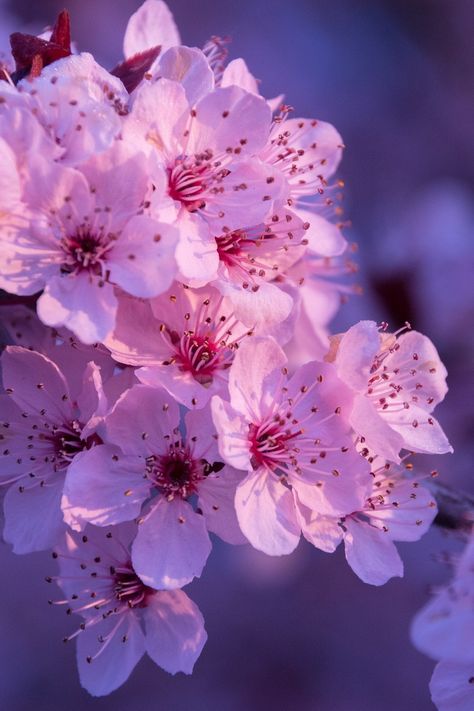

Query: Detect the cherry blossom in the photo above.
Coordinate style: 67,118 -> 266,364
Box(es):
49,523 -> 206,696
0,345 -> 108,552
0,142 -> 177,343
126,77 -> 285,283
62,384 -> 245,589
297,460 -> 438,585
106,284 -> 253,409
330,321 -> 453,461
211,336 -> 371,555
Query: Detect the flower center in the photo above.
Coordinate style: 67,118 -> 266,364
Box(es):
42,421 -> 102,469
177,333 -> 220,385
168,159 -> 210,212
60,228 -> 111,276
249,420 -> 299,471
113,565 -> 150,608
147,444 -> 206,499
216,231 -> 245,267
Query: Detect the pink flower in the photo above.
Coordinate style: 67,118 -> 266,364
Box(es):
211,207 -> 307,331
260,109 -> 343,199
331,321 -> 453,460
106,284 -> 253,409
62,384 -> 245,589
211,336 -> 370,555
126,77 -> 285,282
50,523 -> 206,696
298,461 -> 438,585
0,142 -> 177,343
1,53 -> 128,166
0,345 -> 108,552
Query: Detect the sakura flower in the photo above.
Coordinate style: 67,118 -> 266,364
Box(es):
62,385 -> 245,589
126,77 -> 284,282
259,108 -> 349,258
105,284 -> 253,409
49,523 -> 206,696
211,336 -> 371,555
0,345 -> 107,553
0,52 -> 128,167
297,461 -> 438,585
212,206 -> 307,330
0,142 -> 177,343
330,321 -> 453,461
261,110 -> 343,199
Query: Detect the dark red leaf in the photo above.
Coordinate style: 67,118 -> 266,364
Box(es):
111,46 -> 161,93
49,10 -> 71,53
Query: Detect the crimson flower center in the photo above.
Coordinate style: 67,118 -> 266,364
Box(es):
168,159 -> 210,212
172,331 -> 221,386
60,228 -> 110,276
147,446 -> 205,499
249,420 -> 300,470
113,565 -> 150,608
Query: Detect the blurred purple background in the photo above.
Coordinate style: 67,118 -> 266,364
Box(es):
1,1 -> 473,709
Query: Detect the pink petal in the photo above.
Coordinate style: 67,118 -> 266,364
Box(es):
350,394 -> 404,462
104,294 -> 167,366
184,406 -> 220,462
127,78 -> 188,156
144,590 -> 207,674
123,0 -> 181,58
0,137 -> 21,212
343,518 -> 403,586
295,208 -> 347,257
228,336 -> 287,421
235,469 -> 300,556
61,445 -> 148,530
210,396 -> 252,471
156,46 -> 214,105
175,212 -> 219,284
37,273 -> 118,345
294,498 -> 343,552
77,361 -> 107,437
205,159 -> 286,235
137,363 -> 220,410
189,86 -> 271,156
79,143 -> 149,230
221,58 -> 259,94
389,403 -> 453,455
1,346 -> 71,423
370,480 -> 437,542
335,320 -> 381,392
218,279 -> 294,336
106,384 -> 180,455
198,467 -> 247,545
3,478 -> 65,554
387,330 -> 449,407
77,612 -> 145,697
132,497 -> 212,589
108,216 -> 177,297
24,155 -> 92,218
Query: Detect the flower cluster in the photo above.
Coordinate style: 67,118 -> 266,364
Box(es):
0,1 -> 453,700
